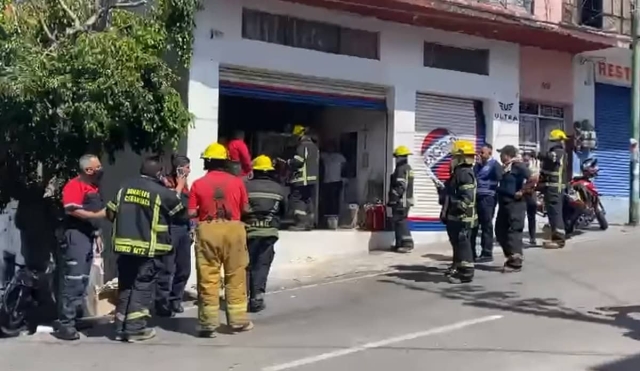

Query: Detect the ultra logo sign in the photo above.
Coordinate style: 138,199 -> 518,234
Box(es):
494,101 -> 519,122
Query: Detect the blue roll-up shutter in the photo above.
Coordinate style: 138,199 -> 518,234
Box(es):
219,65 -> 387,110
594,83 -> 630,197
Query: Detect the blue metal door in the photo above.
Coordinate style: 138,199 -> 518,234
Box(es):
594,83 -> 630,197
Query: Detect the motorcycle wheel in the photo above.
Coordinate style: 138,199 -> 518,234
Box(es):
0,282 -> 28,337
596,209 -> 608,231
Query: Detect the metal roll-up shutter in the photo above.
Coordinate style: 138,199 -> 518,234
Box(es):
594,83 -> 630,197
410,94 -> 485,223
219,65 -> 387,110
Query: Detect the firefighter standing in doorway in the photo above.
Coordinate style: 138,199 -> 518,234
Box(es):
106,156 -> 186,342
439,140 -> 477,284
287,125 -> 319,231
388,145 -> 414,253
243,155 -> 287,313
188,142 -> 253,338
538,129 -> 568,249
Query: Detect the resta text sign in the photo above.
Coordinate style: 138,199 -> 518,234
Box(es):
596,61 -> 631,87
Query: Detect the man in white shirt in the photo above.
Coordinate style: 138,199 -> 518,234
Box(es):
320,142 -> 347,224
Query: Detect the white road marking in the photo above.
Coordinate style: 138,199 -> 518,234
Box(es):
261,315 -> 504,371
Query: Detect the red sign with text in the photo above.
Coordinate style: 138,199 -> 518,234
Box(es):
596,61 -> 631,86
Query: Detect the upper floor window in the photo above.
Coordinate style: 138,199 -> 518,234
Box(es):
242,9 -> 380,60
580,0 -> 604,29
423,42 -> 489,76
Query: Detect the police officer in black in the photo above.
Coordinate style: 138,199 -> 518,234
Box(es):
388,145 -> 414,253
243,155 -> 287,313
439,140 -> 477,284
538,129 -> 568,249
106,156 -> 185,342
288,125 -> 319,231
495,145 -> 533,272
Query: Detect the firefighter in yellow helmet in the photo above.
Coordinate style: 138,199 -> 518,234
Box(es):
438,140 -> 477,283
537,129 -> 568,249
242,155 -> 287,312
188,142 -> 253,337
287,125 -> 319,231
388,145 -> 415,253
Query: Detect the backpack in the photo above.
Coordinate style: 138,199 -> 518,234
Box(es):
574,120 -> 597,150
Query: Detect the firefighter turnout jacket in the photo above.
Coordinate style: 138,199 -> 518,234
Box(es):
538,145 -> 566,193
439,163 -> 478,227
289,136 -> 319,186
243,174 -> 288,238
106,175 -> 185,257
388,162 -> 414,208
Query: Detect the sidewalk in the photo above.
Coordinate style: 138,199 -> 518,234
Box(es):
183,224 -> 631,297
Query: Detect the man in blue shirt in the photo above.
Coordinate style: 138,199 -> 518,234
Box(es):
471,143 -> 503,263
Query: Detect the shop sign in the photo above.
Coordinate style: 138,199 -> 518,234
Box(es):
596,61 -> 631,87
494,101 -> 519,123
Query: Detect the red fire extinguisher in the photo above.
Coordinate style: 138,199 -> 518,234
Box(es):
364,202 -> 386,231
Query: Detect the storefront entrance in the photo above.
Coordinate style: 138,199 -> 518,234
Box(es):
218,65 -> 389,229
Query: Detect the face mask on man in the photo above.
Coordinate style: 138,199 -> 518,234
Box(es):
92,168 -> 104,184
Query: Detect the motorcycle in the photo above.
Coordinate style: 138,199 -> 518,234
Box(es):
536,158 -> 608,231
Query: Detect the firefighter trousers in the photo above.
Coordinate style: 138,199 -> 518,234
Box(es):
392,207 -> 413,249
246,236 -> 277,303
495,200 -> 525,267
470,195 -> 497,258
289,184 -> 316,229
156,225 -> 192,310
195,221 -> 249,330
59,229 -> 94,328
446,221 -> 474,279
115,255 -> 163,335
543,190 -> 565,243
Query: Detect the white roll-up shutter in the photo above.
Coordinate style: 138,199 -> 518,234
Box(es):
219,65 -> 387,110
410,93 -> 483,219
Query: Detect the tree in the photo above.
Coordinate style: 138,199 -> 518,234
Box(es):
0,0 -> 198,205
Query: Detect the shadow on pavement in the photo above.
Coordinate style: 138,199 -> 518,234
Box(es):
380,264 -> 640,342
591,352 -> 640,371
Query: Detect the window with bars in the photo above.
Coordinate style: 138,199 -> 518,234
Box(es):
519,102 -> 566,154
242,9 -> 380,60
423,42 -> 490,76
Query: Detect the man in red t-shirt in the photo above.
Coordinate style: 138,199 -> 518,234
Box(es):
56,154 -> 106,341
188,142 -> 252,338
227,130 -> 252,177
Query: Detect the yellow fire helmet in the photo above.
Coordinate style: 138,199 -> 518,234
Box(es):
201,142 -> 228,160
292,124 -> 307,137
252,155 -> 275,171
450,140 -> 475,156
393,145 -> 412,157
549,129 -> 568,141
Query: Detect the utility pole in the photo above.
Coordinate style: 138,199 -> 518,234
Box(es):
630,0 -> 640,226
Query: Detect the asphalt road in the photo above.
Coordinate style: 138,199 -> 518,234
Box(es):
3,228 -> 640,371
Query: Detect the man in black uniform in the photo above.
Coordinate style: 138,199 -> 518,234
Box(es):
538,129 -> 568,249
439,140 -> 477,284
288,124 -> 319,231
495,145 -> 534,272
388,145 -> 414,253
106,156 -> 185,342
243,155 -> 287,313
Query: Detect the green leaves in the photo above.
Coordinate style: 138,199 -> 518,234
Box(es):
0,0 -> 196,203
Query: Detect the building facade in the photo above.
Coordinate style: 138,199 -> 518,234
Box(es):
574,47 -> 632,225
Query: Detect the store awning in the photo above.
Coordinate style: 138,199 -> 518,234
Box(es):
219,65 -> 388,110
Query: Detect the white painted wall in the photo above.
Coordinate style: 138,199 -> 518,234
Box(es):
574,47 -> 632,225
319,107 -> 388,204
188,0 -> 521,183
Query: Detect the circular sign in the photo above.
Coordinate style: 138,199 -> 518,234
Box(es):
421,128 -> 458,182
